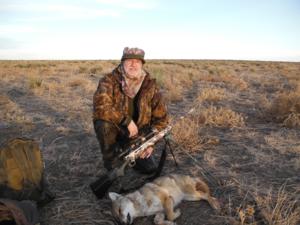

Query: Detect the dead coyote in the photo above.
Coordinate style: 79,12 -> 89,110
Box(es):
109,173 -> 220,225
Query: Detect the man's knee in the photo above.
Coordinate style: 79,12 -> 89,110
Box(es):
94,120 -> 119,161
94,120 -> 117,137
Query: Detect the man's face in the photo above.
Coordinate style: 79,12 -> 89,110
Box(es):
123,59 -> 143,79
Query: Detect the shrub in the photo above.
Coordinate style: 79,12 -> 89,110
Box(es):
78,66 -> 88,73
268,90 -> 300,128
171,117 -> 203,151
197,88 -> 226,103
89,66 -> 103,74
255,186 -> 300,225
68,78 -> 88,88
28,77 -> 43,89
197,106 -> 245,128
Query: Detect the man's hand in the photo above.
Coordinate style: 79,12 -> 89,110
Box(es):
140,146 -> 154,159
127,120 -> 138,138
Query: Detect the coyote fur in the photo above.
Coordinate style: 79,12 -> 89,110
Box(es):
109,173 -> 220,225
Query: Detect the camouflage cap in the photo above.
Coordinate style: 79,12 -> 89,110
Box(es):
121,47 -> 145,64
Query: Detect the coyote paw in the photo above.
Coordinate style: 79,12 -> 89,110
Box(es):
167,208 -> 181,221
161,221 -> 177,225
166,222 -> 177,225
173,209 -> 181,220
154,213 -> 164,224
211,197 -> 221,212
154,213 -> 177,225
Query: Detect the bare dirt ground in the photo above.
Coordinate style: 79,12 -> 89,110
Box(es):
0,60 -> 299,225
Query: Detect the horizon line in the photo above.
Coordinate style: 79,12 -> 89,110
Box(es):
0,58 -> 299,63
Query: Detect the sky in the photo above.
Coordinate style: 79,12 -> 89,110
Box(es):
0,0 -> 300,61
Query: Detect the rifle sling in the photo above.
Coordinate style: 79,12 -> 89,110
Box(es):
146,141 -> 167,181
165,137 -> 178,167
120,140 -> 169,193
147,137 -> 178,180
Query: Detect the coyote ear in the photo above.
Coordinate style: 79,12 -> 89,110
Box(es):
108,192 -> 121,201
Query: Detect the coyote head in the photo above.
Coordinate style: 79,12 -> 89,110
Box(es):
108,192 -> 137,225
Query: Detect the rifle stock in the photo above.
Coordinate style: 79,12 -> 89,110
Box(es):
90,160 -> 129,199
90,170 -> 117,199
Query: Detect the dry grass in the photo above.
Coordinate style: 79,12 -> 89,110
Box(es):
254,186 -> 300,225
145,61 -> 201,102
28,76 -> 43,89
0,94 -> 32,124
0,94 -> 12,106
0,60 -> 299,225
68,78 -> 89,88
198,65 -> 248,90
267,88 -> 300,128
264,131 -> 300,154
283,112 -> 300,128
88,65 -> 103,75
221,179 -> 300,225
42,82 -> 64,96
197,88 -> 226,103
219,71 -> 248,91
164,80 -> 184,102
171,117 -> 203,151
234,204 -> 256,225
195,106 -> 245,128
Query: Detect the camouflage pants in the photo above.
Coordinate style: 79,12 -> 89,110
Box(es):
93,120 -> 157,174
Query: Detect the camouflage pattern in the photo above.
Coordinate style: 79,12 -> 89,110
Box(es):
121,47 -> 145,64
93,65 -> 168,131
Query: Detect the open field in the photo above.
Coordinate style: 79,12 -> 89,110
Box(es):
0,60 -> 299,225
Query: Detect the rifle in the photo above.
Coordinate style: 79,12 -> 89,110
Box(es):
90,125 -> 172,199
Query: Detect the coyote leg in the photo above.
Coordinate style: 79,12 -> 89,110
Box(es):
184,179 -> 220,211
163,195 -> 181,221
154,213 -> 177,225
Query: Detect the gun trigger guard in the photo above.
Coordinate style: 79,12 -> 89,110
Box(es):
151,127 -> 158,133
128,160 -> 136,167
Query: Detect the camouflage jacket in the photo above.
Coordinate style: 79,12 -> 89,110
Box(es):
93,65 -> 168,131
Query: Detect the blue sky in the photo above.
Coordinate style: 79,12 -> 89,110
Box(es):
0,0 -> 299,61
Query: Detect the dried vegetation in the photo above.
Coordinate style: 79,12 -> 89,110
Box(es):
0,60 -> 299,225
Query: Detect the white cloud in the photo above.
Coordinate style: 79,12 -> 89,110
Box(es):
96,0 -> 158,10
0,25 -> 44,34
0,3 -> 120,21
